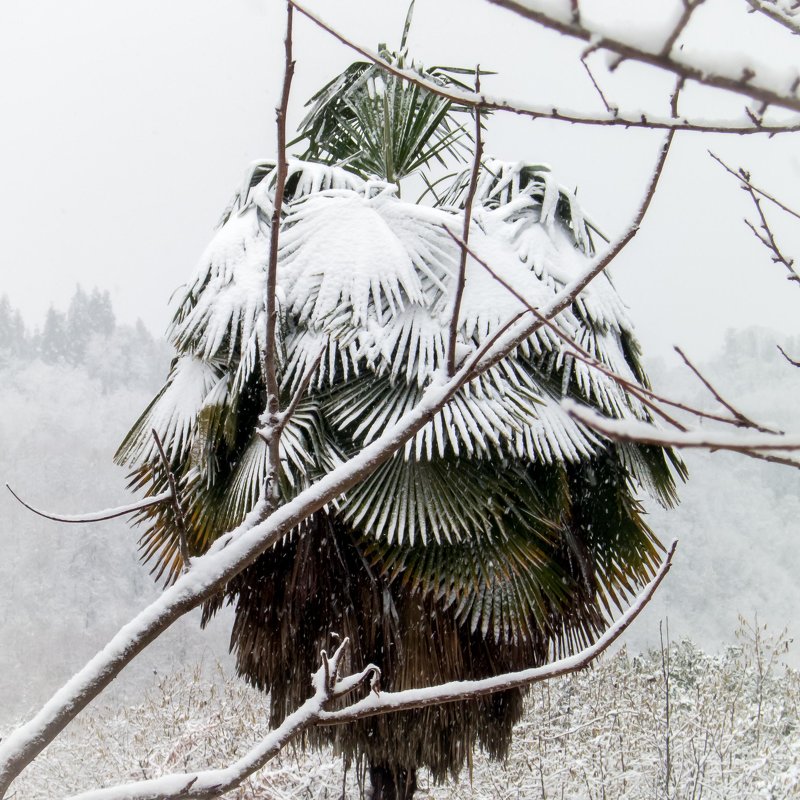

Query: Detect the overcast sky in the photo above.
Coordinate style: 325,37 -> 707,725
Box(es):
0,0 -> 798,364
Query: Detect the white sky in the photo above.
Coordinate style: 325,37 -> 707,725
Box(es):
0,0 -> 798,364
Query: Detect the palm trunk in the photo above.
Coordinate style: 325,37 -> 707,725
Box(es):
368,764 -> 418,800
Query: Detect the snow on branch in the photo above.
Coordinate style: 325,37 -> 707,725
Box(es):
290,1 -> 800,135
563,400 -> 800,463
59,546 -> 675,800
488,0 -> 800,116
745,0 -> 800,37
320,541 -> 677,724
5,485 -> 172,524
63,639 -> 373,800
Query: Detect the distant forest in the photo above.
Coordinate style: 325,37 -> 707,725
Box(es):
0,288 -> 168,389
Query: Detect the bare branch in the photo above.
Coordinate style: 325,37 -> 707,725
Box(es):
488,0 -> 800,114
661,0 -> 705,57
778,343 -> 800,367
261,1 -> 296,513
445,226 -> 747,433
710,151 -> 800,222
674,347 -> 780,433
447,68 -> 483,377
580,54 -> 614,113
5,485 -> 172,524
743,182 -> 800,285
289,1 -> 800,135
463,118 -> 676,384
151,430 -> 192,572
65,643 -> 353,800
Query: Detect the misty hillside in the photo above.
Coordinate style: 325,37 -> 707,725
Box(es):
0,289 -> 798,727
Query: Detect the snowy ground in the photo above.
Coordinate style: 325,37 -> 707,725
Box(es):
5,630 -> 798,799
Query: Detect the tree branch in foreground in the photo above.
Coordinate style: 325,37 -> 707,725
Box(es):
5,485 -> 172,524
447,68 -> 484,377
487,0 -> 800,115
260,0 -> 296,515
63,544 -> 676,800
289,1 -> 800,135
564,400 -> 800,467
674,347 -> 780,433
0,65 -> 675,800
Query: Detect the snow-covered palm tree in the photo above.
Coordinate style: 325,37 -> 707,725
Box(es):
116,39 -> 683,800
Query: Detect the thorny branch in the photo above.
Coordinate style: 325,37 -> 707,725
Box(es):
289,1 -> 800,135
61,546 -> 675,800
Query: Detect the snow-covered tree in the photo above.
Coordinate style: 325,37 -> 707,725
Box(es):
113,21 -> 681,800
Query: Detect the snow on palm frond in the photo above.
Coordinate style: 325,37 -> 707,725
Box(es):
117,355 -> 224,465
172,205 -> 269,361
218,158 -> 366,228
278,189 -> 449,329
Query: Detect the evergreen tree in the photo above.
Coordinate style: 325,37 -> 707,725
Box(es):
40,307 -> 68,364
117,35 -> 684,799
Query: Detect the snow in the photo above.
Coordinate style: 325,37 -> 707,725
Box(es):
564,399 -> 800,454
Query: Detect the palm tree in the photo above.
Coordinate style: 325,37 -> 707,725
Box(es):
116,31 -> 683,800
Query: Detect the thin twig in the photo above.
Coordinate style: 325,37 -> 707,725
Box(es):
778,343 -> 800,367
289,1 -> 800,135
661,0 -> 705,57
565,401 -> 800,454
581,55 -> 614,113
447,67 -> 483,377
262,1 -> 296,512
674,347 -> 780,433
5,485 -> 172,524
151,430 -> 192,571
743,184 -> 799,285
463,116 -> 676,385
276,347 -> 326,429
455,219 -> 783,434
710,152 -> 800,222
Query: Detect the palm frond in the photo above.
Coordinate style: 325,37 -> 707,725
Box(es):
294,53 -> 478,182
